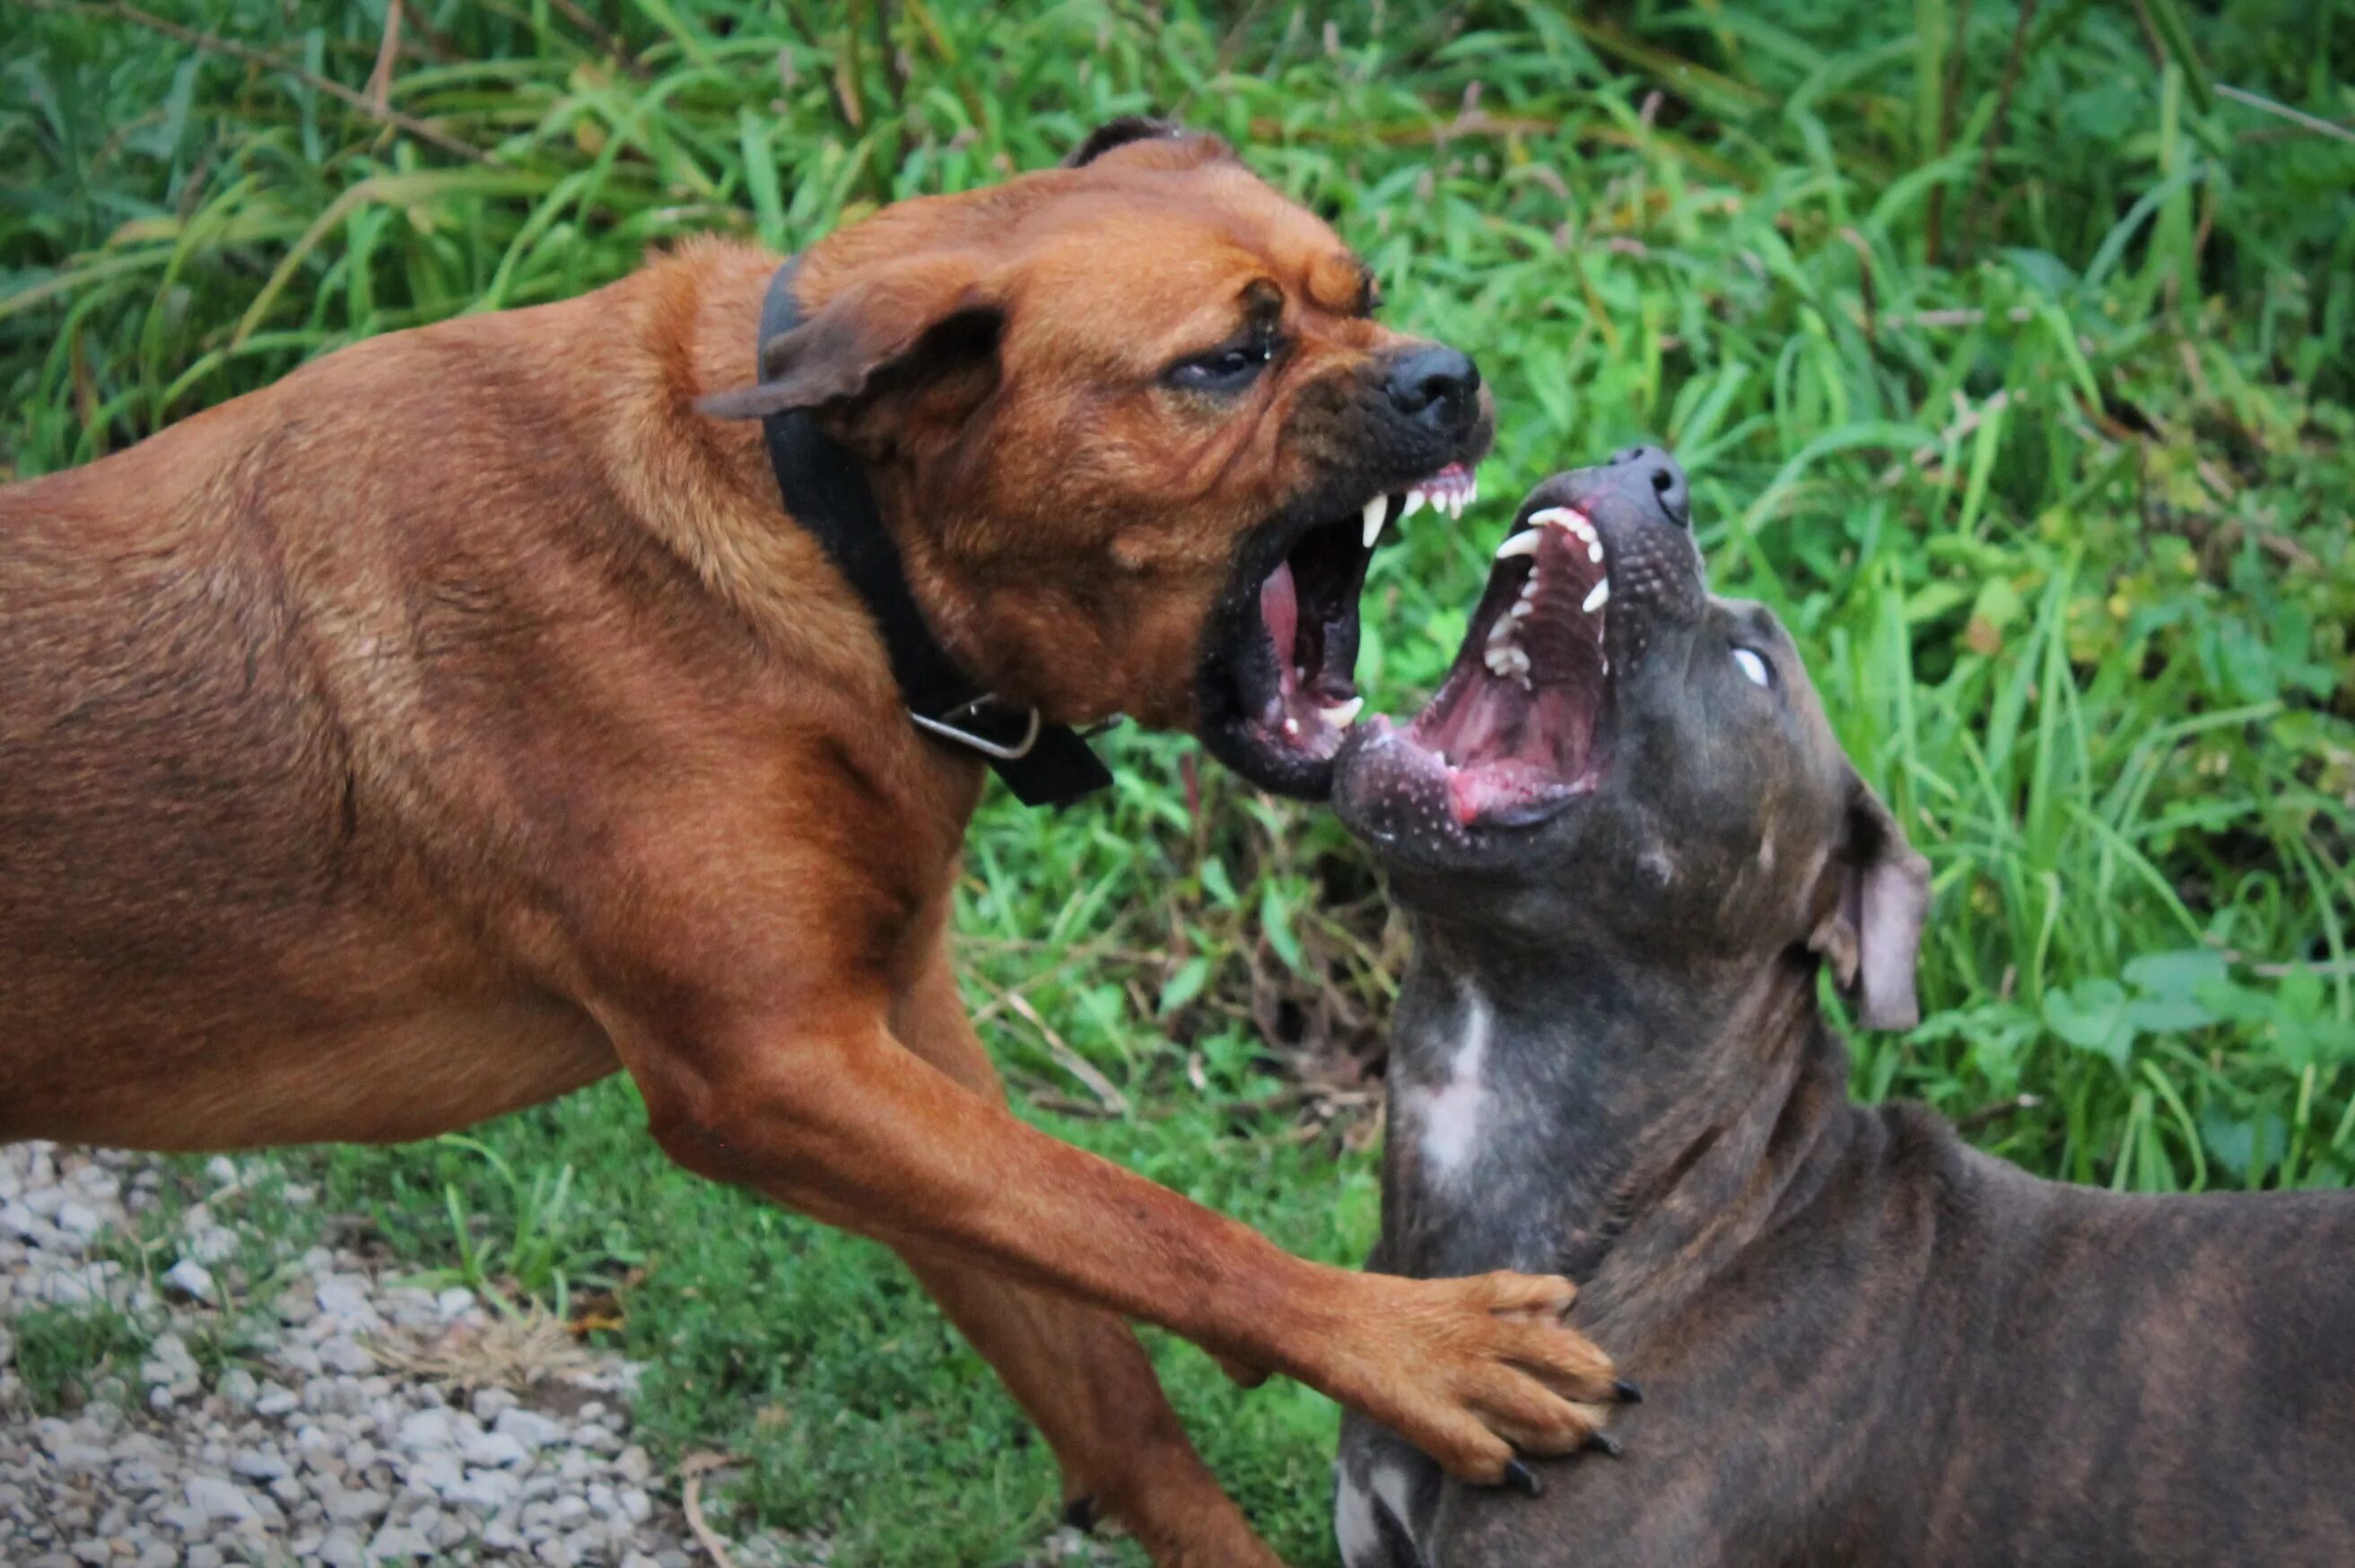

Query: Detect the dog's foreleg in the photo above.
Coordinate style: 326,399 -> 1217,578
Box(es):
887,944 -> 1282,1568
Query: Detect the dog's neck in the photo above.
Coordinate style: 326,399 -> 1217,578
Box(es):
1377,917 -> 1858,1339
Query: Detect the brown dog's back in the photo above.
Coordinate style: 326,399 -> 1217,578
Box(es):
0,256 -> 801,1149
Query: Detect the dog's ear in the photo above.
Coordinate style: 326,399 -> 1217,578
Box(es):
1066,116 -> 1183,166
699,252 -> 1001,422
1063,117 -> 1234,172
1808,771 -> 1932,1030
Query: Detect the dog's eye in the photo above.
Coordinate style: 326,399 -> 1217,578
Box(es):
1732,647 -> 1774,689
1167,337 -> 1278,395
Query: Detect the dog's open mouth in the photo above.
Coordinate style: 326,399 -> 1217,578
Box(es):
1342,503 -> 1613,835
1207,463 -> 1478,791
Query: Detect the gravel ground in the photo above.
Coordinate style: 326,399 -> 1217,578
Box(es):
0,1142 -> 721,1568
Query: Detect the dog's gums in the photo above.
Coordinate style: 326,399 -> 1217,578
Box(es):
1243,462 -> 1478,763
1334,497 -> 1616,841
1396,501 -> 1610,826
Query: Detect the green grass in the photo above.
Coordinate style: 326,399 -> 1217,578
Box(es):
4,2 -> 2352,1564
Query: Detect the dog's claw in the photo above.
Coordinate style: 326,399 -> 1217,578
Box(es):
1585,1431 -> 1624,1459
1502,1459 -> 1543,1498
1062,1495 -> 1098,1532
1614,1378 -> 1644,1404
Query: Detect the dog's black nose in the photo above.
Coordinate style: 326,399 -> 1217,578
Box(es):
1606,444 -> 1689,529
1387,344 -> 1482,436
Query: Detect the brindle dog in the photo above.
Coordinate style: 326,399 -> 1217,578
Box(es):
1329,449 -> 2355,1567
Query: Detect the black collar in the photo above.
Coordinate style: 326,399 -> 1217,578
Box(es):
754,260 -> 1111,808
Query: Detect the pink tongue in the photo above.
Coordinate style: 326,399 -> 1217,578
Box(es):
1260,562 -> 1300,690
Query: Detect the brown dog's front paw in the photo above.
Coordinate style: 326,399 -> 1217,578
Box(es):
1313,1269 -> 1625,1485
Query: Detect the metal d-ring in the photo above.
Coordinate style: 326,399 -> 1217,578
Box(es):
910,699 -> 1044,761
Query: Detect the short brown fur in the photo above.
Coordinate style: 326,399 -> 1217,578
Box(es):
0,132 -> 1615,1565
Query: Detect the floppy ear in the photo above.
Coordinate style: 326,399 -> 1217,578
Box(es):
1063,117 -> 1234,173
1066,116 -> 1183,166
698,252 -> 1001,422
1808,771 -> 1932,1030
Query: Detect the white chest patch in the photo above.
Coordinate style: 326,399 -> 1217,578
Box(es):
1333,1455 -> 1427,1568
1417,989 -> 1493,1182
1334,1461 -> 1381,1568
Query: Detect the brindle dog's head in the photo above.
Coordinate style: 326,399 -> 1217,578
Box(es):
1333,449 -> 1930,1028
706,119 -> 1493,797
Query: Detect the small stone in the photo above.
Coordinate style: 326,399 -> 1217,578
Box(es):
469,1388 -> 519,1423
364,1521 -> 433,1560
183,1476 -> 257,1523
395,1409 -> 457,1453
160,1259 -> 215,1303
317,1336 -> 375,1376
53,1200 -> 105,1240
314,1276 -> 373,1320
492,1407 -> 568,1450
323,1487 -> 390,1526
458,1430 -> 528,1470
446,1468 -> 520,1514
316,1529 -> 366,1568
407,1451 -> 464,1497
229,1447 -> 290,1482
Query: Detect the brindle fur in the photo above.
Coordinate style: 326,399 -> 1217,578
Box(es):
1333,453 -> 2355,1568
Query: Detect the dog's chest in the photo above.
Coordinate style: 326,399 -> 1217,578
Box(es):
1382,980 -> 1580,1279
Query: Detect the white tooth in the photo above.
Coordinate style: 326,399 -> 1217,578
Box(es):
1494,530 -> 1542,561
1451,492 -> 1467,519
1528,507 -> 1580,531
1589,541 -> 1604,563
1485,646 -> 1515,676
1465,476 -> 1479,508
1283,718 -> 1301,738
1583,579 -> 1610,613
1362,495 -> 1389,549
1510,598 -> 1535,619
1401,488 -> 1428,519
1321,696 -> 1365,727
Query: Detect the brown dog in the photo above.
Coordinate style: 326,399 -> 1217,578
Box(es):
0,122 -> 1626,1564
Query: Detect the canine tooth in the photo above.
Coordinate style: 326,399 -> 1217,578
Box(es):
1583,579 -> 1610,613
1321,695 -> 1365,727
1494,530 -> 1542,561
1401,488 -> 1428,519
1465,475 -> 1479,509
1589,541 -> 1604,563
1362,495 -> 1389,549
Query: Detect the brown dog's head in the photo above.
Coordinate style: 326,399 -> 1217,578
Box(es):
1333,449 -> 1931,1029
705,119 -> 1493,797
